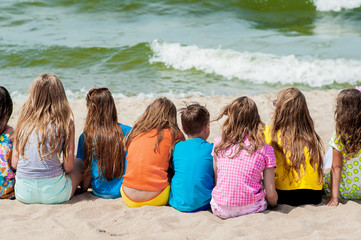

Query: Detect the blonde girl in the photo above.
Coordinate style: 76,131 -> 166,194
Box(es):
264,87 -> 324,206
211,97 -> 277,219
324,89 -> 361,206
0,86 -> 15,199
12,74 -> 81,204
121,97 -> 184,207
76,87 -> 132,198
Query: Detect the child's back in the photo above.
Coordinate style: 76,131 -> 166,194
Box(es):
169,103 -> 213,212
265,88 -> 324,206
122,97 -> 184,207
212,136 -> 275,209
12,74 -> 81,204
0,86 -> 15,199
211,97 -> 277,219
324,88 -> 361,206
76,88 -> 131,199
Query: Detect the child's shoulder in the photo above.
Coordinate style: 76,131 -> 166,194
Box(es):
1,125 -> 13,135
119,123 -> 132,135
261,143 -> 274,152
177,138 -> 213,146
213,136 -> 222,145
0,126 -> 13,144
175,138 -> 213,152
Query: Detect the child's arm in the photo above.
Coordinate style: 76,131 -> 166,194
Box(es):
263,167 -> 278,207
81,171 -> 91,192
11,144 -> 19,170
213,157 -> 217,185
63,121 -> 75,173
327,148 -> 343,207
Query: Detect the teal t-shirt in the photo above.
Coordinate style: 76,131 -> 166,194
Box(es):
169,138 -> 214,211
76,123 -> 132,198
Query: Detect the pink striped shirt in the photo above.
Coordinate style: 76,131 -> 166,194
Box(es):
212,136 -> 276,206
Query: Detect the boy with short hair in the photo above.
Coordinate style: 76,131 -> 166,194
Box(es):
169,103 -> 214,212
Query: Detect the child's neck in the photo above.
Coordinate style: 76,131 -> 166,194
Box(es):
187,133 -> 207,141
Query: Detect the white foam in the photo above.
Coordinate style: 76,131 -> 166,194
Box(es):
135,90 -> 205,99
313,0 -> 361,11
10,89 -> 207,103
149,40 -> 361,87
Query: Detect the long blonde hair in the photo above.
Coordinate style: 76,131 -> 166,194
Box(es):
335,89 -> 361,158
13,74 -> 73,160
83,88 -> 125,180
214,96 -> 265,158
271,88 -> 324,183
125,97 -> 183,156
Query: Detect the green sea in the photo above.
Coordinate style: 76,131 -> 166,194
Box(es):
1,0 -> 361,101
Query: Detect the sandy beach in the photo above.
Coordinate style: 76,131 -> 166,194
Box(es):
3,89 -> 361,240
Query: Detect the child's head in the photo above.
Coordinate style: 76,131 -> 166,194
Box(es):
14,73 -> 73,160
335,88 -> 361,156
214,96 -> 265,158
272,87 -> 312,130
271,87 -> 323,183
0,86 -> 13,133
131,97 -> 178,133
125,97 -> 183,151
28,73 -> 70,115
180,102 -> 210,139
84,87 -> 125,180
86,87 -> 118,125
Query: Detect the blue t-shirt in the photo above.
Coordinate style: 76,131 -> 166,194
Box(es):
169,138 -> 214,212
76,123 -> 132,198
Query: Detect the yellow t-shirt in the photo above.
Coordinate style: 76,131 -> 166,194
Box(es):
264,125 -> 322,191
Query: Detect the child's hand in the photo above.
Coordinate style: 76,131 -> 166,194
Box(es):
326,198 -> 339,207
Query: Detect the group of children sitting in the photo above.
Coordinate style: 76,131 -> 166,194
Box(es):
1,73 -> 361,219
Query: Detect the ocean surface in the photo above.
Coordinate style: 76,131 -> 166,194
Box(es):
1,0 -> 361,101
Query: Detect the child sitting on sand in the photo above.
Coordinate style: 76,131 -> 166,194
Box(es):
169,103 -> 214,212
324,89 -> 361,206
0,86 -> 15,199
76,88 -> 132,199
264,87 -> 324,206
12,74 -> 82,204
211,97 -> 277,219
121,97 -> 184,207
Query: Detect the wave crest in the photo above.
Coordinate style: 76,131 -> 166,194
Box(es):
150,40 -> 361,87
313,0 -> 361,11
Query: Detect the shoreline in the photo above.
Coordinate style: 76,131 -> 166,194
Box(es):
9,89 -> 340,146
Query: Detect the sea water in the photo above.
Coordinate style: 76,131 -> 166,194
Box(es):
0,0 -> 361,101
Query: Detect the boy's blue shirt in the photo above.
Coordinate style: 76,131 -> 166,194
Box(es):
169,138 -> 214,212
76,123 -> 132,198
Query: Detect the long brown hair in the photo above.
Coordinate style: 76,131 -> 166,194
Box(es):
271,88 -> 324,183
125,97 -> 183,156
0,86 -> 13,134
13,74 -> 73,160
214,96 -> 265,158
83,88 -> 125,180
335,89 -> 361,158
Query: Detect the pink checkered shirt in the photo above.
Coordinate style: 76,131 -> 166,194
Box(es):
212,136 -> 276,206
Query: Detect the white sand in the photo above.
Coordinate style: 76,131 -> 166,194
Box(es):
4,89 -> 360,240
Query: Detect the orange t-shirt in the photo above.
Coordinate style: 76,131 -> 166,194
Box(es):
123,129 -> 174,191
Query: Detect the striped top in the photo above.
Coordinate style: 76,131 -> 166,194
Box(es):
16,129 -> 64,179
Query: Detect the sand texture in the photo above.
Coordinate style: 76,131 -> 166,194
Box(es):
4,89 -> 361,240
